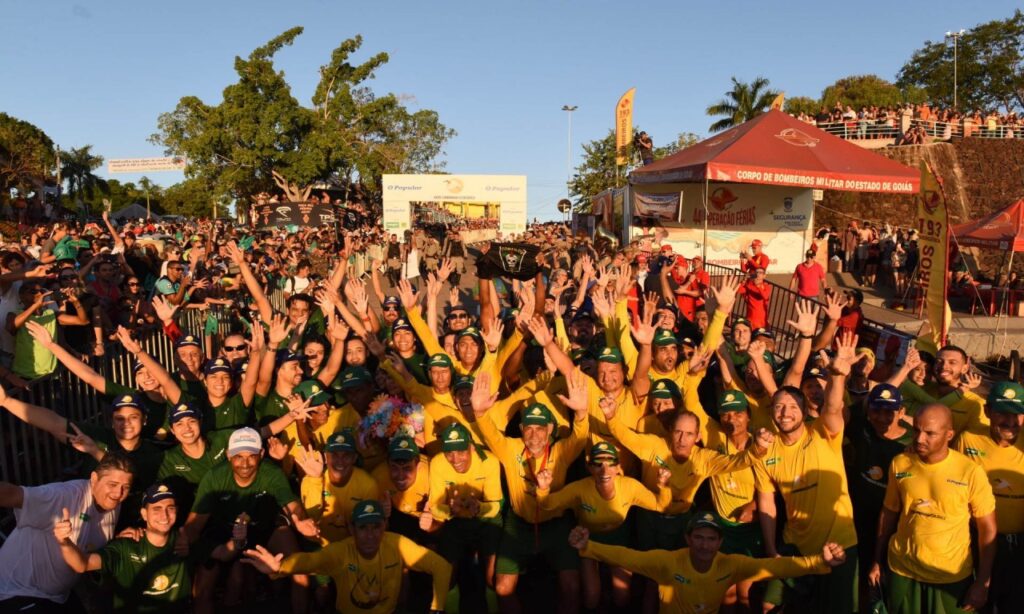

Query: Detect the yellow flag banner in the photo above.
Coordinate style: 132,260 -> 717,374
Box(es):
615,88 -> 635,166
770,92 -> 785,111
915,161 -> 950,354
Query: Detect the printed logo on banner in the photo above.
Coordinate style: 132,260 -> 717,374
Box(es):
922,189 -> 941,216
709,187 -> 738,212
783,197 -> 793,212
444,178 -> 464,194
774,128 -> 819,148
498,246 -> 526,273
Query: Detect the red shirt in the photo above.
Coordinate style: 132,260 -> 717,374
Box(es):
793,261 -> 826,298
743,252 -> 770,273
837,306 -> 863,336
738,280 -> 772,329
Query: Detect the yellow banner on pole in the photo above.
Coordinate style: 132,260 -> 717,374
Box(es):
915,161 -> 950,354
770,92 -> 785,111
615,88 -> 635,166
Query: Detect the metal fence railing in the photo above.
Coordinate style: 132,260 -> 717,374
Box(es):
815,117 -> 1022,143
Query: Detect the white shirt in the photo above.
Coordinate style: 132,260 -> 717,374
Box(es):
284,276 -> 311,295
0,480 -> 119,603
0,281 -> 22,354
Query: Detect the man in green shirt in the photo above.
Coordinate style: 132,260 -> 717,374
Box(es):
196,357 -> 257,433
173,335 -> 207,401
185,427 -> 317,614
53,483 -> 198,613
254,351 -> 303,427
157,403 -> 231,521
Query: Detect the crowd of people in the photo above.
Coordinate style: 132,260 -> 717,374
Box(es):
792,101 -> 1022,142
0,213 -> 1017,614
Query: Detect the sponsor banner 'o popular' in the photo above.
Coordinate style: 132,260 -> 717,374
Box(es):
382,174 -> 528,238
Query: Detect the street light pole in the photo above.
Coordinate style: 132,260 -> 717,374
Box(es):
945,29 -> 965,109
561,105 -> 577,224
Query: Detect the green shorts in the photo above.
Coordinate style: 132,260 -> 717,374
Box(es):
496,512 -> 579,575
763,543 -> 858,613
718,518 -> 763,557
635,508 -> 690,551
437,516 -> 501,563
885,571 -> 970,614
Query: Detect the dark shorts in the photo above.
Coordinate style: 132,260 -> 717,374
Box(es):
635,508 -> 690,551
588,513 -> 634,548
718,518 -> 763,557
495,512 -> 579,576
885,571 -> 970,614
763,543 -> 859,613
990,532 -> 1024,613
437,516 -> 501,563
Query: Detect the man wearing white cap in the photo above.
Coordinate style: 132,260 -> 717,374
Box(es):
185,427 -> 317,614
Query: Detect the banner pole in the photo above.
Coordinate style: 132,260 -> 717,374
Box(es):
702,176 -> 709,263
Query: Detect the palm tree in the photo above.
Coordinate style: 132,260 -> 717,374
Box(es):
705,77 -> 780,133
61,145 -> 109,201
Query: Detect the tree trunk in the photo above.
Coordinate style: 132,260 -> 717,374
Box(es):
271,170 -> 312,202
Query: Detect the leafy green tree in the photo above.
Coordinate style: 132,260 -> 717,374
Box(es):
705,77 -> 780,132
897,10 -> 1024,111
60,145 -> 108,203
568,127 -> 694,211
821,75 -> 906,110
153,28 -> 455,205
0,113 -> 55,198
783,96 -> 821,116
162,177 -> 219,218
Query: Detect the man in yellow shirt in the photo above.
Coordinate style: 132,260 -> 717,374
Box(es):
422,423 -> 503,585
570,511 -> 847,614
244,500 -> 451,614
954,381 -> 1024,612
371,435 -> 430,539
294,430 -> 381,544
870,403 -> 997,613
471,371 -> 589,614
910,345 -> 987,434
754,332 -> 860,613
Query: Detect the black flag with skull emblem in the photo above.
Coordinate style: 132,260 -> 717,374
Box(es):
475,242 -> 541,280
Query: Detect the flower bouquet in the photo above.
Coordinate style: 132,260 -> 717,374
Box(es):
357,396 -> 425,449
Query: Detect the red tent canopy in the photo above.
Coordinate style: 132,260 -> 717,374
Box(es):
952,198 -> 1024,251
630,110 -> 919,194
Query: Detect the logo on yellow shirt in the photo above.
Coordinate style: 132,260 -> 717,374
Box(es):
152,575 -> 170,592
673,573 -> 691,584
992,478 -> 1012,492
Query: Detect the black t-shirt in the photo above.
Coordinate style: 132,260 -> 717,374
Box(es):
62,293 -> 100,355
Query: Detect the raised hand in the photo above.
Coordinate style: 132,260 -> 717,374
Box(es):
291,513 -> 320,540
397,279 -> 419,311
902,347 -> 922,372
448,286 -> 460,309
362,332 -> 387,359
525,316 -> 553,348
418,509 -> 434,532
266,436 -> 288,461
535,468 -> 553,491
556,368 -> 590,420
242,544 -> 284,575
438,258 -> 455,283
470,372 -> 498,416
688,345 -> 713,375
285,394 -> 313,422
707,275 -> 742,314
481,316 -> 504,351
151,295 -> 179,324
656,466 -> 672,487
53,507 -> 73,542
295,444 -> 324,478
267,314 -> 293,346
68,423 -> 101,459
345,279 -> 371,315
598,396 -> 617,421
824,290 -> 844,321
830,330 -> 858,376
568,525 -> 590,550
753,427 -> 775,451
426,273 -> 442,298
960,370 -> 983,392
747,338 -> 767,360
631,297 -> 658,346
115,326 -> 142,355
785,300 -> 820,338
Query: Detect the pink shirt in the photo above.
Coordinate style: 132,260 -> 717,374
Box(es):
793,261 -> 826,297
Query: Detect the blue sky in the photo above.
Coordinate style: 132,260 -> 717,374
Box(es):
2,0 -> 1019,220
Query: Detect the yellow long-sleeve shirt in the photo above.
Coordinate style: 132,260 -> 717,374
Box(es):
476,402 -> 589,523
616,299 -> 727,385
537,474 -> 671,533
301,467 -> 381,543
279,532 -> 452,613
406,305 -> 498,380
704,426 -> 758,522
371,458 -> 430,517
581,541 -> 829,614
954,430 -> 1024,534
608,416 -> 758,515
427,450 -> 503,521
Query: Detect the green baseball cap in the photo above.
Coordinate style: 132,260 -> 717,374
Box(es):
440,423 -> 472,452
295,380 -> 330,406
988,381 -> 1024,414
653,329 -> 678,347
520,403 -> 555,427
687,511 -> 724,535
458,326 -> 482,340
649,379 -> 682,400
589,441 -> 619,463
596,347 -> 624,364
732,317 -> 751,330
570,348 -> 594,364
388,435 -> 420,460
718,390 -> 750,413
339,366 -> 373,389
351,499 -> 385,526
325,429 -> 358,454
427,353 -> 453,369
52,241 -> 78,261
453,375 -> 475,391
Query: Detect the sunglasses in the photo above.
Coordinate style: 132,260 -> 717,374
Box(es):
169,267 -> 185,272
588,460 -> 618,468
448,313 -> 468,320
223,344 -> 247,352
382,306 -> 399,312
127,282 -> 140,287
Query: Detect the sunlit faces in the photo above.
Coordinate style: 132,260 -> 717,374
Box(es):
90,468 -> 133,512
650,397 -> 677,414
912,406 -> 954,459
656,309 -> 677,331
934,348 -> 968,386
771,389 -> 806,435
176,345 -> 203,375
670,412 -> 700,458
286,298 -> 311,326
732,324 -> 752,351
326,450 -> 357,484
353,521 -> 385,559
134,367 -> 159,392
392,329 -> 416,354
719,408 -> 750,436
653,344 -> 679,372
277,360 -> 304,387
221,334 -> 249,361
596,362 -> 625,394
455,336 -> 480,367
229,450 -> 261,483
169,416 -> 202,446
986,409 -> 1024,445
428,366 -> 452,392
303,341 -> 326,373
586,458 -> 618,484
443,448 -> 472,473
387,458 -> 418,491
344,338 -> 368,366
522,423 -> 553,456
206,371 -> 232,399
111,406 -> 145,441
140,499 -> 177,536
